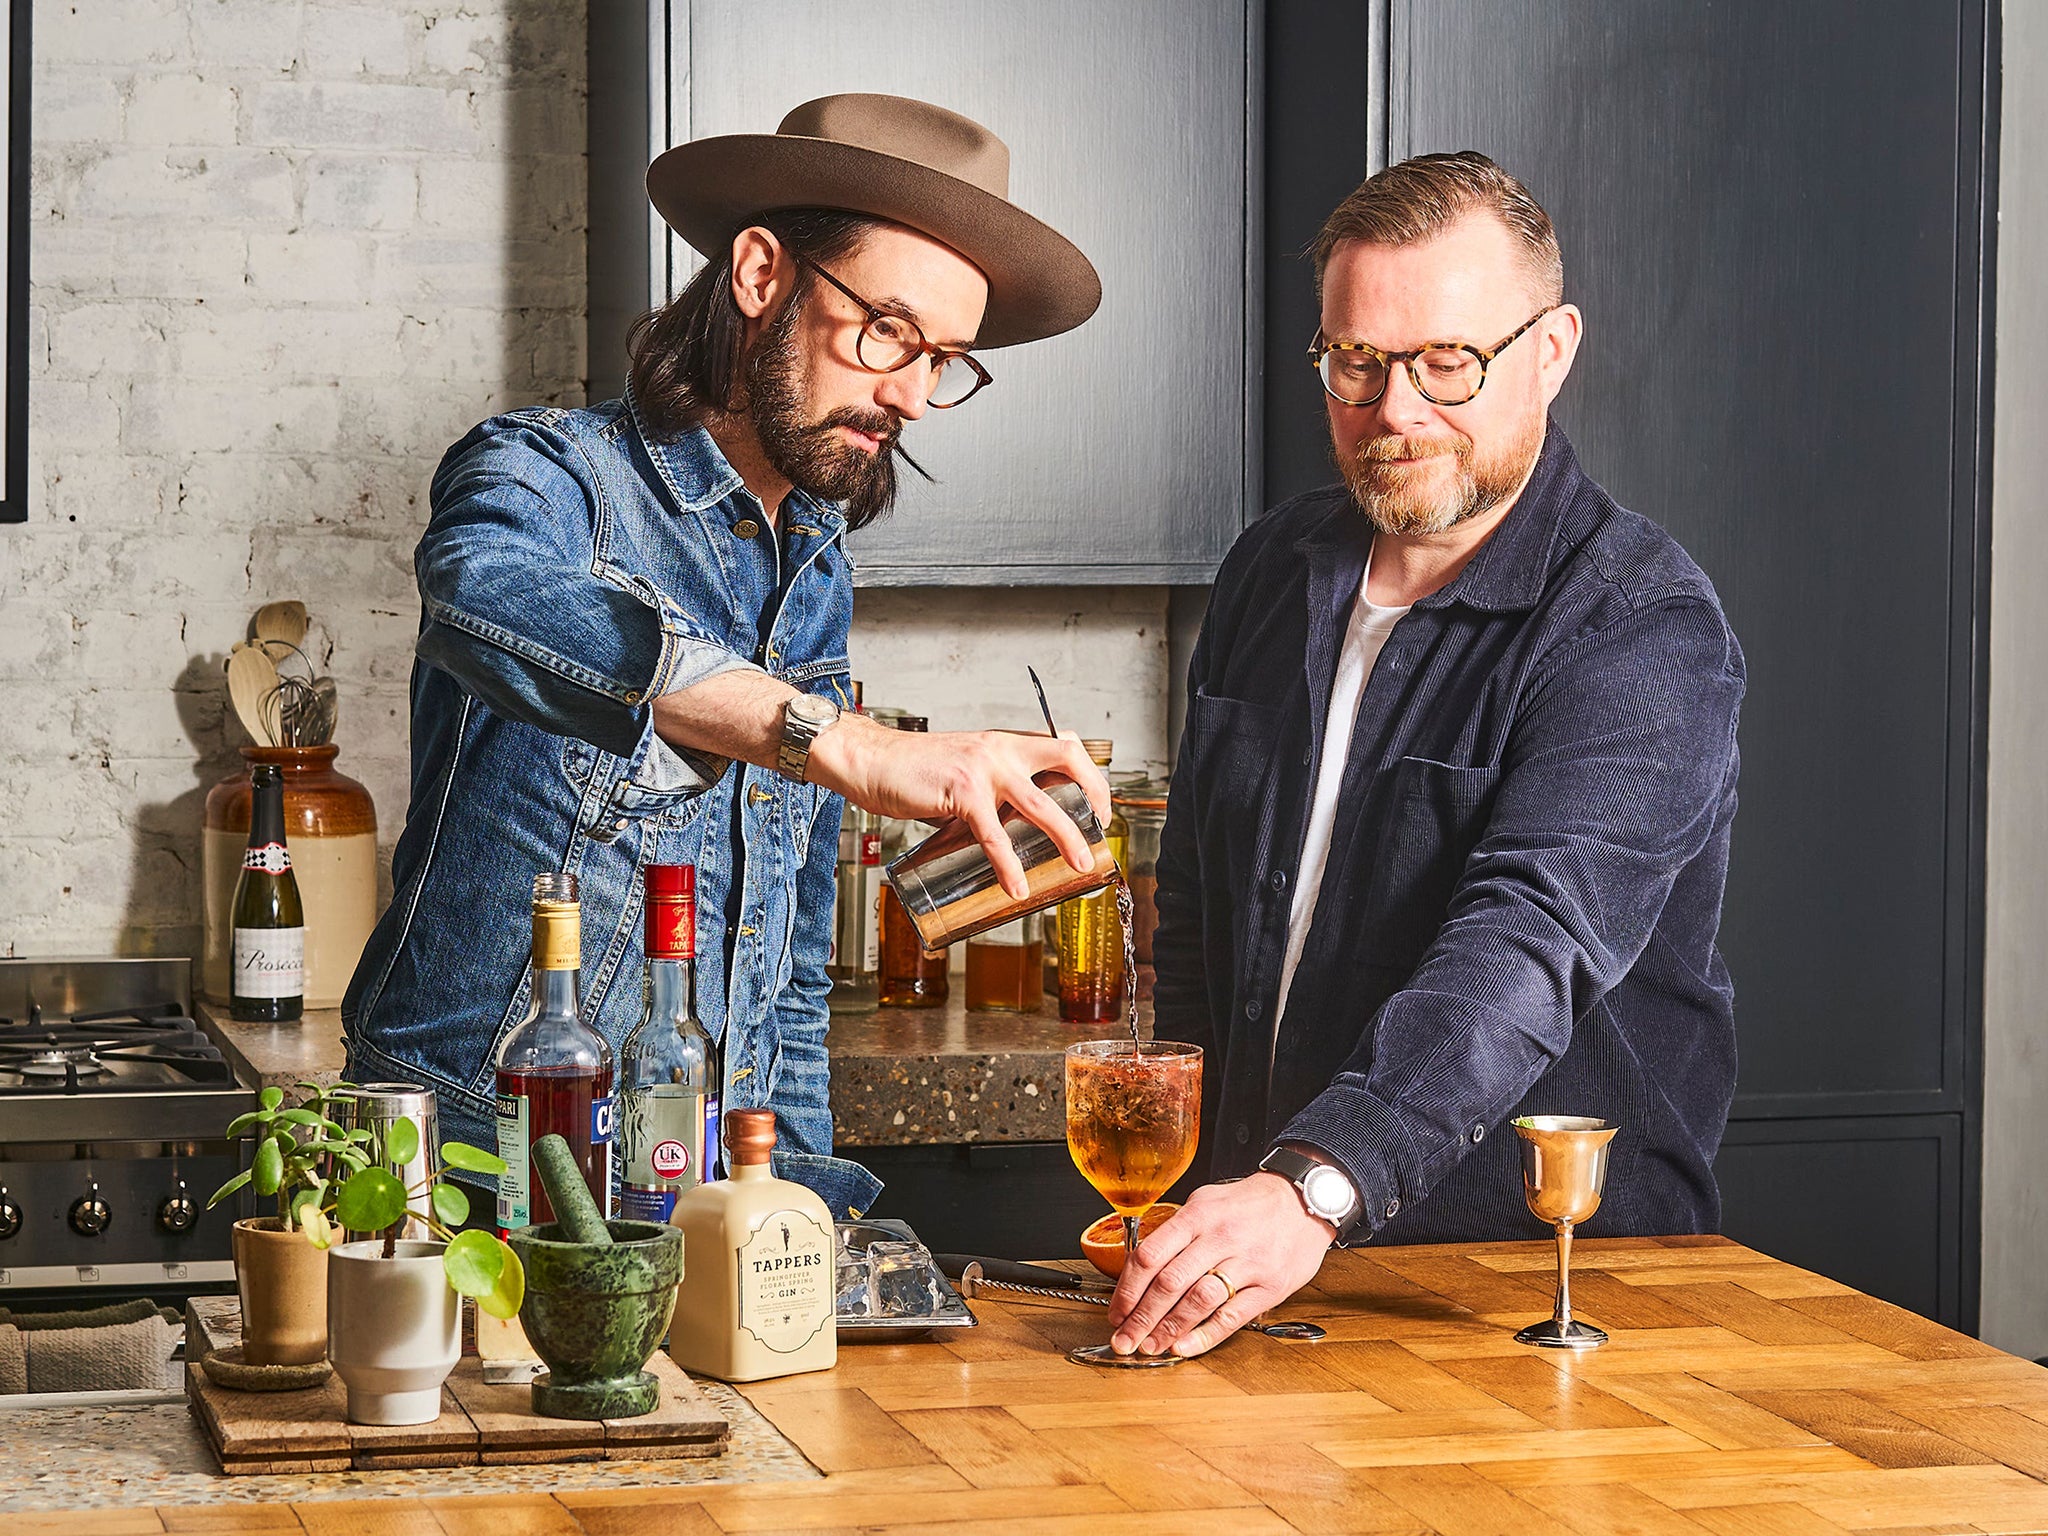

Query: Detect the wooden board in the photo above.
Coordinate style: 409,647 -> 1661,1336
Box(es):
185,1298 -> 727,1474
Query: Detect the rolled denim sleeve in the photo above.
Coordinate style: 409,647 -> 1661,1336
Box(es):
415,413 -> 762,761
1280,597 -> 1745,1239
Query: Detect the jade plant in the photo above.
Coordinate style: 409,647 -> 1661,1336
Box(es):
207,1081 -> 371,1232
315,1114 -> 526,1320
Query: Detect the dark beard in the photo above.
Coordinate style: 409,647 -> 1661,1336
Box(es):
743,294 -> 903,528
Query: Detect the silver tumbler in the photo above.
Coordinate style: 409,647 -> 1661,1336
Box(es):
331,1082 -> 438,1240
884,774 -> 1117,954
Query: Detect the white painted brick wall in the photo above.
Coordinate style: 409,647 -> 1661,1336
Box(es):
2,1 -> 1175,962
4,1 -> 588,958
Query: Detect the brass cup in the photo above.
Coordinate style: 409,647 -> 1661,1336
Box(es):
1512,1115 -> 1618,1350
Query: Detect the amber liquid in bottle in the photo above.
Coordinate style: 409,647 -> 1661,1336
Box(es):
1058,741 -> 1130,1023
495,872 -> 615,1232
965,918 -> 1043,1012
879,886 -> 948,1007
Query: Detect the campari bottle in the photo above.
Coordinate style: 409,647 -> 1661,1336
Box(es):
495,872 -> 615,1232
619,864 -> 722,1221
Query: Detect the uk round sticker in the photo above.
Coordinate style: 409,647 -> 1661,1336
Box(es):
651,1139 -> 690,1179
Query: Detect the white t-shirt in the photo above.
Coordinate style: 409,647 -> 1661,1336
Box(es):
1273,550 -> 1411,1031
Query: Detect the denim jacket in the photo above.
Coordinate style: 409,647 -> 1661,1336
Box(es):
341,396 -> 884,1220
1155,423 -> 1744,1244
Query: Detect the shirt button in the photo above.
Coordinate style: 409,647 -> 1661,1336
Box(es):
1300,747 -> 1312,766
1384,1197 -> 1402,1219
734,518 -> 761,539
1244,998 -> 1263,1022
1470,1123 -> 1486,1143
748,786 -> 774,806
1269,869 -> 1289,894
1234,1123 -> 1250,1145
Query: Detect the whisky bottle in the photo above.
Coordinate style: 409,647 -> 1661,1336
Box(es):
230,764 -> 305,1022
619,864 -> 722,1221
494,872 -> 615,1232
668,1108 -> 837,1382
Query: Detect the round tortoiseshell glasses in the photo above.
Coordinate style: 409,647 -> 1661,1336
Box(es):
1310,305 -> 1557,407
791,251 -> 994,408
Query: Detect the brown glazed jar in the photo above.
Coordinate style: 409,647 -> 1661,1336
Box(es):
202,745 -> 377,1011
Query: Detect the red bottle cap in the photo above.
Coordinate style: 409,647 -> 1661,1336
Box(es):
645,864 -> 695,899
644,864 -> 696,960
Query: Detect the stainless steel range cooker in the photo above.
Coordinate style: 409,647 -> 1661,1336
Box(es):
0,958 -> 255,1296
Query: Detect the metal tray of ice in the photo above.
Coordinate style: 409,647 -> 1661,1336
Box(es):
834,1217 -> 979,1343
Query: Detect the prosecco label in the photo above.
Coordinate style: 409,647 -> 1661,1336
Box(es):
232,926 -> 304,998
241,842 -> 292,875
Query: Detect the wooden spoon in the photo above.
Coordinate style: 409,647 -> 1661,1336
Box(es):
252,601 -> 308,649
225,646 -> 280,746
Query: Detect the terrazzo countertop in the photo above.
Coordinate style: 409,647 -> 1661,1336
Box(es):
0,1375 -> 816,1511
195,995 -> 1153,1148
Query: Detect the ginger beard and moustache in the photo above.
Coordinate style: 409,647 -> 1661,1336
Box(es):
1337,386 -> 1545,537
741,283 -> 910,527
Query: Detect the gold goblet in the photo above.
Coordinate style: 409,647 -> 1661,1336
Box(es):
1512,1115 -> 1618,1349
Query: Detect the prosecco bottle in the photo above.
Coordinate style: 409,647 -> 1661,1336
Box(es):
230,764 -> 305,1022
619,863 -> 722,1221
495,872 -> 615,1232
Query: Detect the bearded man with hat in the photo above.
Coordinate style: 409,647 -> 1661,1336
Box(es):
343,95 -> 1108,1217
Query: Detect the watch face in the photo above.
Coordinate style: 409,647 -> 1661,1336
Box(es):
791,693 -> 838,727
1303,1164 -> 1351,1218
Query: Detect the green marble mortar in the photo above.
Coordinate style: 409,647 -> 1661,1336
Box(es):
508,1216 -> 684,1419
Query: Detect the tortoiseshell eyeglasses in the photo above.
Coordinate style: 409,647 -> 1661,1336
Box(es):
1309,305 -> 1556,407
790,251 -> 994,408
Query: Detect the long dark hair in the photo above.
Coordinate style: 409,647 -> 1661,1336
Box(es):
627,208 -> 882,440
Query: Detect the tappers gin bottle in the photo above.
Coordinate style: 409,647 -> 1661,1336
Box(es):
230,764 -> 305,1022
494,872 -> 615,1232
619,864 -> 722,1221
667,1108 -> 837,1383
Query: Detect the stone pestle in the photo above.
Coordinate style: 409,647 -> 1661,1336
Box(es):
530,1134 -> 612,1247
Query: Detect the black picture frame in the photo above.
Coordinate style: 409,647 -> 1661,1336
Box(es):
1,0 -> 31,525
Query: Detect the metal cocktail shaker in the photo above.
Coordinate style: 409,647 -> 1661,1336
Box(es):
332,1082 -> 438,1239
883,774 -> 1118,954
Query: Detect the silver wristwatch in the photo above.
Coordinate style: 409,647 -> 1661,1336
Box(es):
776,692 -> 841,783
1259,1144 -> 1363,1230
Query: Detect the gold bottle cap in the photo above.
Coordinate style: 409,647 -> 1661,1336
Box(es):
1081,738 -> 1114,767
724,1108 -> 779,1166
530,872 -> 581,971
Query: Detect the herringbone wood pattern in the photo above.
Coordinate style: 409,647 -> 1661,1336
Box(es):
36,1236 -> 2048,1535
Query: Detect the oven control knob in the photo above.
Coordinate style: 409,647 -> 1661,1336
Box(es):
158,1194 -> 198,1234
0,1194 -> 19,1241
69,1193 -> 111,1237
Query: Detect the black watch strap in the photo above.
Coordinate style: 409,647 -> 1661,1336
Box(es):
1259,1144 -> 1363,1228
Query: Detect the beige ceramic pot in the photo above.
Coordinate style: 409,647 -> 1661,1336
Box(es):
327,1239 -> 460,1425
203,744 -> 378,1010
232,1216 -> 329,1366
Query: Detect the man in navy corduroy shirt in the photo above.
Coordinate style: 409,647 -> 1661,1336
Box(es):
1109,153 -> 1745,1359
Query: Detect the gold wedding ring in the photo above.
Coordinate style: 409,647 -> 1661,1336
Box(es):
1207,1268 -> 1239,1304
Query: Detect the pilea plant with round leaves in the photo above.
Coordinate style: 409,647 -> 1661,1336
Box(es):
206,1081 -> 372,1231
313,1114 -> 525,1321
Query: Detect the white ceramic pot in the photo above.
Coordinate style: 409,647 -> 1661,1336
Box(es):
326,1239 -> 459,1425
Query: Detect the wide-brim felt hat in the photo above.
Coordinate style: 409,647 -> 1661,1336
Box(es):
646,93 -> 1102,350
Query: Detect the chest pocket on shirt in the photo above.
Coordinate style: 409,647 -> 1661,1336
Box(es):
561,737 -> 708,843
1358,756 -> 1502,966
1182,688 -> 1282,874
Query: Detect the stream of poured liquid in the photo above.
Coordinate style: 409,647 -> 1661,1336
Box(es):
1114,872 -> 1139,1046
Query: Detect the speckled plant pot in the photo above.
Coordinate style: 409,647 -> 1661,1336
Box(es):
326,1239 -> 460,1425
508,1219 -> 683,1420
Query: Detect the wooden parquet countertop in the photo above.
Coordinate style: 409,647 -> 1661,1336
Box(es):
28,1235 -> 2048,1535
